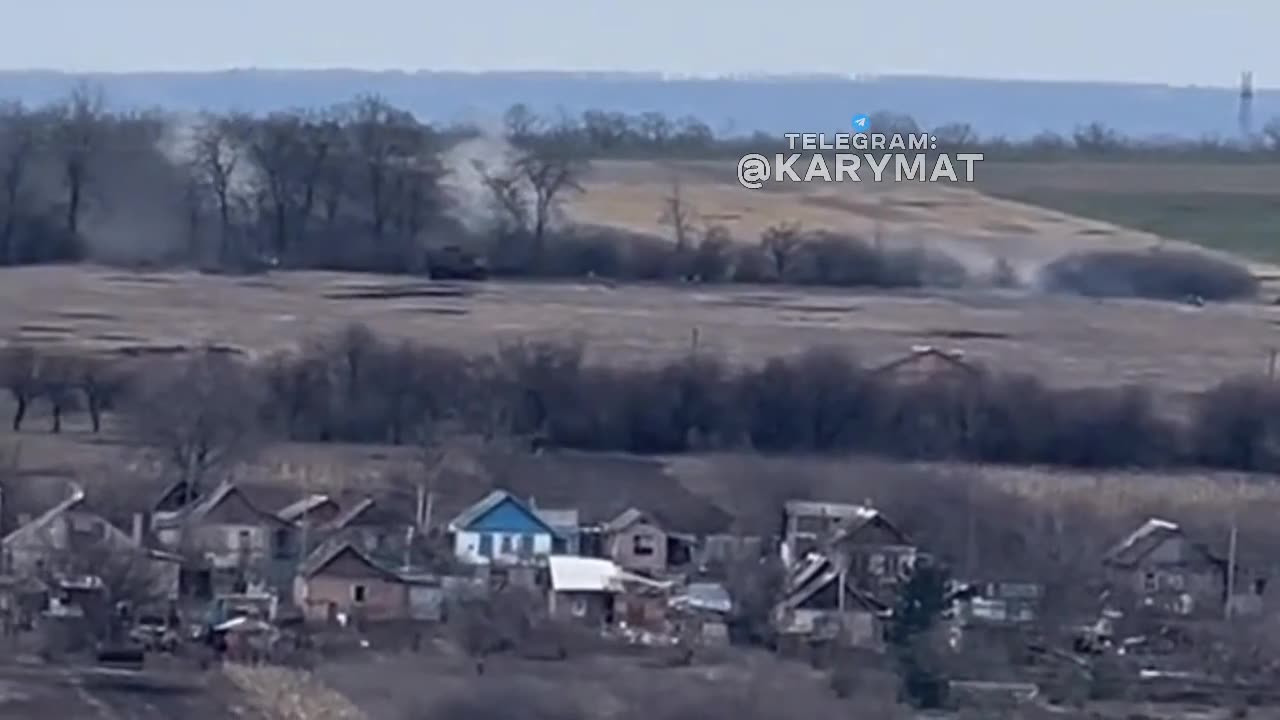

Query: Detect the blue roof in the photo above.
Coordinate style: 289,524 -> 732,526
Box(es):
448,490 -> 559,536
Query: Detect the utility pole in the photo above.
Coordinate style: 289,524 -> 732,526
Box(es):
1240,71 -> 1255,142
1225,477 -> 1241,621
1268,348 -> 1277,380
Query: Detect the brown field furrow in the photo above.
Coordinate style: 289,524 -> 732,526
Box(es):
1,265 -> 1278,391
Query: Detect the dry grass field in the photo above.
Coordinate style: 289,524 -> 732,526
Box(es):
2,263 -> 1279,391
570,159 -> 1280,280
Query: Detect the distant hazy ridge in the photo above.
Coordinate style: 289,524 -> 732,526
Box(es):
0,70 -> 1271,139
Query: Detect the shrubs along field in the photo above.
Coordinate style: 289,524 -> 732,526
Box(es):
7,325 -> 1280,476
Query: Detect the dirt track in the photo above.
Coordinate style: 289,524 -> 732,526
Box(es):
0,661 -> 259,719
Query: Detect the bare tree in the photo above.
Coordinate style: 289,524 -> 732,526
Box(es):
123,350 -> 262,497
658,175 -> 699,251
933,122 -> 978,149
346,95 -> 429,246
49,84 -> 105,238
191,113 -> 249,264
0,345 -> 39,431
0,102 -> 43,265
760,222 -> 804,280
503,103 -> 541,146
245,112 -> 305,260
479,129 -> 586,255
76,357 -> 128,433
36,354 -> 76,434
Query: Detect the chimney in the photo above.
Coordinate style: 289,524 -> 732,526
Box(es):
416,484 -> 425,530
131,513 -> 145,545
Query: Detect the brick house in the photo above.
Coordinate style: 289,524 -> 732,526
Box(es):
293,538 -> 409,623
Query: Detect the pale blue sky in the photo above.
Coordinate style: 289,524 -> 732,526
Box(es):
0,0 -> 1274,87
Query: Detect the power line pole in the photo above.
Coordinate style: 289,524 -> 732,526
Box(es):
1240,71 -> 1255,141
1225,477 -> 1241,621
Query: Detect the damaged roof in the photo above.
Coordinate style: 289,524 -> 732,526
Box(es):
277,494 -> 337,523
779,553 -> 889,615
1103,518 -> 1186,568
783,500 -> 879,520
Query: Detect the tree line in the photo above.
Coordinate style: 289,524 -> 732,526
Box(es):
5,326 -> 1280,481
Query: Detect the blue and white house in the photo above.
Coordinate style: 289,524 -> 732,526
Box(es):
447,490 -> 563,565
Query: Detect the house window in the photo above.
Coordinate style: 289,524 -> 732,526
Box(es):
1163,572 -> 1185,591
1256,578 -> 1268,596
867,553 -> 886,576
478,534 -> 493,558
353,585 -> 367,604
1143,572 -> 1158,592
571,597 -> 588,618
633,535 -> 656,557
238,529 -> 251,550
501,535 -> 514,555
519,534 -> 535,557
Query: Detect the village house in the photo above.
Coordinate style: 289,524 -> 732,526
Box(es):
871,345 -> 979,385
546,555 -> 671,633
293,537 -> 440,624
447,490 -> 561,566
669,581 -> 733,646
600,508 -> 669,576
151,481 -> 295,597
774,553 -> 889,651
535,507 -> 581,555
0,487 -> 182,612
781,500 -> 917,605
317,494 -> 420,566
1102,518 -> 1234,619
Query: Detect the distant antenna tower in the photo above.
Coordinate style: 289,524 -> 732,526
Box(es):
1239,70 -> 1255,139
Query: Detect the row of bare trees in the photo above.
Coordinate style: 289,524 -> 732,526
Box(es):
500,105 -> 1280,160
0,346 -> 126,433
0,88 -> 616,278
8,327 -> 1280,485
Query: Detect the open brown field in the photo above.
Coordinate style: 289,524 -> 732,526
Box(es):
2,264 -> 1279,392
570,159 -> 1280,280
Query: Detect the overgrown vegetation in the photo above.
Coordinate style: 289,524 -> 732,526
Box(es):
1040,249 -> 1259,301
7,327 -> 1280,475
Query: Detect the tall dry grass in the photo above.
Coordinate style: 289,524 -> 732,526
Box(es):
224,664 -> 367,720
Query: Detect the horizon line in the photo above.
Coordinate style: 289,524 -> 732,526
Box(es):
0,67 -> 1259,91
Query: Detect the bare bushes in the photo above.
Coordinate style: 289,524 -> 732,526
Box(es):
1039,248 -> 1258,301
37,326 -> 1280,475
486,224 -> 974,290
239,328 -> 1257,472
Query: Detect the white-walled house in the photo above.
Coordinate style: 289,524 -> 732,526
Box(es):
447,490 -> 561,565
